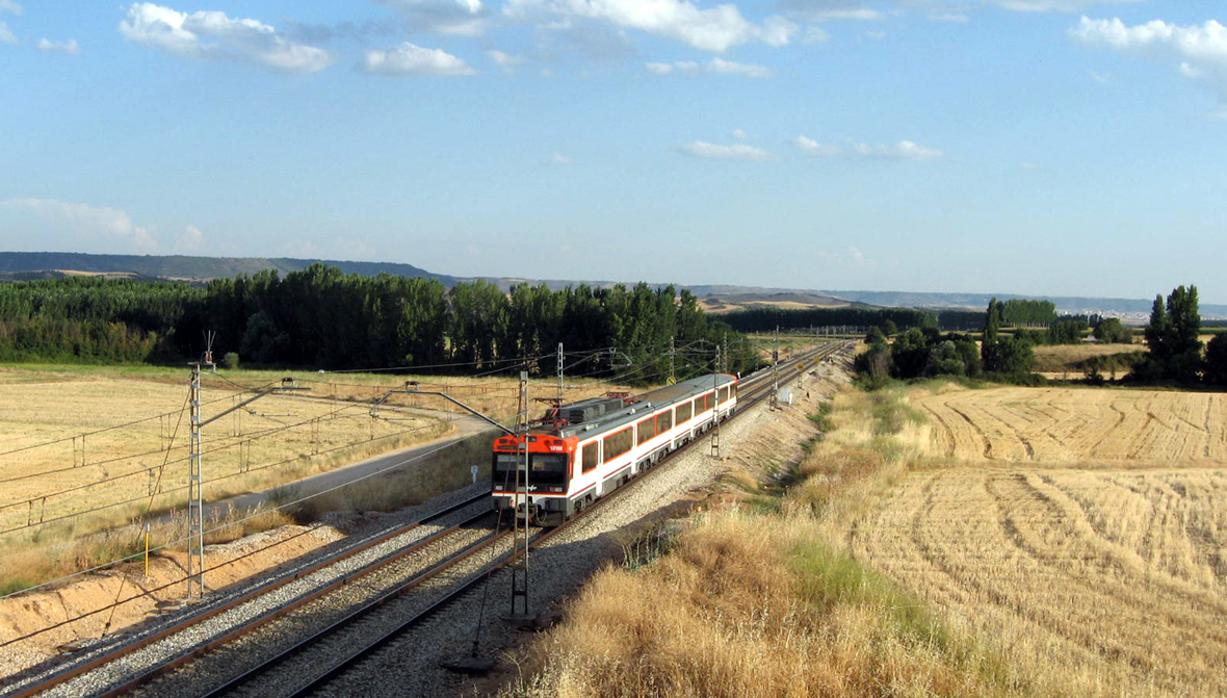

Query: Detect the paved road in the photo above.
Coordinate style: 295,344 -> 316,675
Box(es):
204,408 -> 495,520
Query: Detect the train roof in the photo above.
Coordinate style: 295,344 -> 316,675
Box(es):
553,373 -> 737,439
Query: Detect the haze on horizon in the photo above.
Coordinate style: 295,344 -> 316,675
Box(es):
1,0 -> 1225,302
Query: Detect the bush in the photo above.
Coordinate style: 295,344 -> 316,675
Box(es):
1206,334 -> 1227,386
223,351 -> 240,369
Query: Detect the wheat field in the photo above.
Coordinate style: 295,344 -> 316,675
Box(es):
0,365 -> 622,543
846,384 -> 1227,696
915,385 -> 1227,465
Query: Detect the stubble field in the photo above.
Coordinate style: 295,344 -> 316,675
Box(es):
846,384 -> 1227,695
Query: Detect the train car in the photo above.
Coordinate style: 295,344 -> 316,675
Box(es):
491,373 -> 739,525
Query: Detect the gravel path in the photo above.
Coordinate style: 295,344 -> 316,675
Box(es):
309,396 -> 782,697
5,482 -> 490,698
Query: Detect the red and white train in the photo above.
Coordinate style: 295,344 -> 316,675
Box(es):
491,373 -> 739,525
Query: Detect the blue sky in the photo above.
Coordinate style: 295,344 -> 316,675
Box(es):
1,1 -> 1225,301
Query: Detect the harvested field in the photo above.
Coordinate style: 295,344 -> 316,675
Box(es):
0,365 -> 626,562
840,382 -> 1227,696
1031,343 -> 1141,375
849,466 -> 1227,695
914,385 -> 1227,465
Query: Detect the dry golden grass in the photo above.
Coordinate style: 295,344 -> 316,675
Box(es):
507,380 -> 1030,698
512,511 -> 1021,698
913,384 -> 1227,465
0,364 -> 627,593
1031,343 -> 1142,374
514,377 -> 1227,698
828,383 -> 1227,697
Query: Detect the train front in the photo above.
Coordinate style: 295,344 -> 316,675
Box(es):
491,432 -> 575,525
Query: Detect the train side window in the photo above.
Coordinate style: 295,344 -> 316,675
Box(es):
707,393 -> 715,410
719,387 -> 729,404
692,397 -> 702,414
603,428 -> 632,462
637,416 -> 656,445
656,411 -> 672,433
675,402 -> 692,423
582,443 -> 599,472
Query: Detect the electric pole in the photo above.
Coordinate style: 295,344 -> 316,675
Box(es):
668,336 -> 676,385
770,326 -> 780,409
556,342 -> 565,407
710,345 -> 721,458
509,370 -> 531,619
186,361 -> 205,599
185,364 -> 306,600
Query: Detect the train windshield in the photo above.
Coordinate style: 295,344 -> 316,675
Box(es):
492,452 -> 569,488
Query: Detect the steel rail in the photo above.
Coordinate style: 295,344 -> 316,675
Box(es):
285,341 -> 850,697
3,491 -> 491,698
12,341 -> 848,698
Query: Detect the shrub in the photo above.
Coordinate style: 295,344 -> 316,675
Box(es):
223,351 -> 240,369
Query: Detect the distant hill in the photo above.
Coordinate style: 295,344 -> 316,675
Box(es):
2,251 -> 1224,320
0,251 -> 454,285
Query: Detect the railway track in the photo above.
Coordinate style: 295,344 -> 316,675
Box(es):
9,340 -> 850,698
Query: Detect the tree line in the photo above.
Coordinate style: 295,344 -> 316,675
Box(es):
0,267 -> 759,383
1133,284 -> 1227,386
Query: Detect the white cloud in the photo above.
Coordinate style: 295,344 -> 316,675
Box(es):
37,38 -> 79,54
118,3 -> 331,73
645,57 -> 770,77
0,20 -> 14,45
792,134 -> 840,156
680,140 -> 771,160
0,0 -> 19,15
0,198 -> 157,250
487,48 -> 525,70
1071,16 -> 1227,96
549,151 -> 574,165
997,0 -> 1137,11
851,139 -> 943,159
780,1 -> 887,22
178,224 -> 205,251
929,12 -> 968,23
791,135 -> 942,159
364,41 -> 475,75
1088,68 -> 1109,83
505,0 -> 797,52
802,25 -> 829,43
378,0 -> 488,37
732,128 -> 747,139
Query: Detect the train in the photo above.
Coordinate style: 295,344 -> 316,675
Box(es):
491,373 -> 739,525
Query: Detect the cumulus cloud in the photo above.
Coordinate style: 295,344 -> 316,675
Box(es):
364,41 -> 475,75
779,1 -> 886,22
732,128 -> 747,139
851,139 -> 942,159
378,0 -> 488,36
178,224 -> 204,251
996,0 -> 1136,11
645,57 -> 770,77
1071,16 -> 1227,96
0,21 -> 14,45
792,134 -> 840,156
0,198 -> 157,250
791,135 -> 942,159
118,3 -> 331,73
549,151 -> 574,165
680,140 -> 771,160
37,38 -> 79,54
487,48 -> 525,70
505,0 -> 797,52
0,0 -> 19,14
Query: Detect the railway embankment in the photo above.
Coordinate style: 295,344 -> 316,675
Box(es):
496,358 -> 1040,698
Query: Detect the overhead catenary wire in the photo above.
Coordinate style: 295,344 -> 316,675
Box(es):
0,401 -> 396,535
0,435 -> 475,646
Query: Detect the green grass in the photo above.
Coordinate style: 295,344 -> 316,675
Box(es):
792,540 -> 951,648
